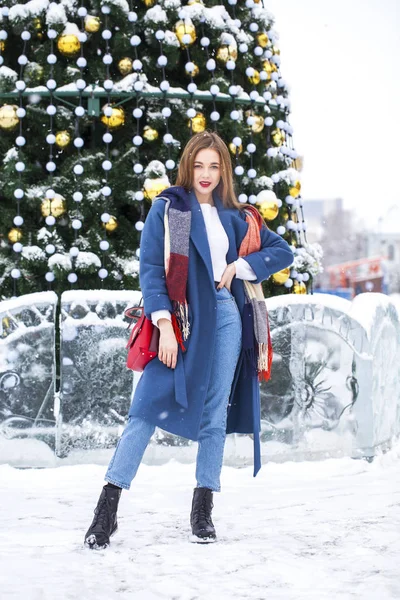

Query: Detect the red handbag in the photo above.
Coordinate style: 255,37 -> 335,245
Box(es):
124,297 -> 160,372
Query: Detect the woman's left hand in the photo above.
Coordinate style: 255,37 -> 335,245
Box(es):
217,263 -> 236,292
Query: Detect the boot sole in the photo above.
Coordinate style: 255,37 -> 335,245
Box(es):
189,534 -> 217,544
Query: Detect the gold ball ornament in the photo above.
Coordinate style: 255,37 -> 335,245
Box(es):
175,20 -> 196,46
8,228 -> 23,243
143,126 -> 159,142
0,104 -> 19,131
251,115 -> 265,133
118,57 -> 133,76
293,281 -> 307,294
187,0 -> 204,4
41,194 -> 67,218
245,110 -> 265,133
258,200 -> 279,221
248,69 -> 260,85
262,59 -> 278,79
229,142 -> 243,155
257,33 -> 269,48
100,105 -> 125,129
0,41 -> 5,52
185,62 -> 199,77
273,45 -> 281,55
142,0 -> 156,6
103,216 -> 118,232
84,16 -> 101,33
272,267 -> 290,285
57,34 -> 81,57
189,112 -> 206,133
272,128 -> 286,146
144,178 -> 170,202
216,45 -> 238,63
289,180 -> 301,198
55,131 -> 71,149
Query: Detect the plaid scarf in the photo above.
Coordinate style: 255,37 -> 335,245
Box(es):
238,205 -> 273,382
154,187 -> 272,381
155,186 -> 192,352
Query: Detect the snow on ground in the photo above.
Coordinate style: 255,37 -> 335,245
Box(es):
1,445 -> 400,600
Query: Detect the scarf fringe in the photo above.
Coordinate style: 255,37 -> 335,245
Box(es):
258,369 -> 271,383
257,343 -> 269,371
257,320 -> 273,381
179,301 -> 190,340
171,300 -> 190,352
171,313 -> 186,352
258,343 -> 271,382
245,342 -> 273,382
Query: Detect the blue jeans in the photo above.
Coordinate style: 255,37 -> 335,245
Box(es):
105,286 -> 242,492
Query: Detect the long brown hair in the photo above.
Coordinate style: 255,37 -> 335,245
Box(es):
175,130 -> 244,211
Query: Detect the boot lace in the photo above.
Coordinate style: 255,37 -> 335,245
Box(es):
195,492 -> 213,525
94,496 -> 111,529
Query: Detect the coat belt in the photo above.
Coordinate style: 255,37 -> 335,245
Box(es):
174,347 -> 188,409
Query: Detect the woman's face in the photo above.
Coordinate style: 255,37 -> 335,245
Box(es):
191,148 -> 221,200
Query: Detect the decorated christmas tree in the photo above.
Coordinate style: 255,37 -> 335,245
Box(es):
0,0 -> 322,301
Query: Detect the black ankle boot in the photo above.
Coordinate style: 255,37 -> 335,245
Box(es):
190,487 -> 217,543
84,483 -> 122,549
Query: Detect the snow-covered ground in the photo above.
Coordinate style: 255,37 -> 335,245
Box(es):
1,445 -> 400,600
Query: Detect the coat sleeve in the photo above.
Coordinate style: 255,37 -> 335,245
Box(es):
139,198 -> 173,319
240,223 -> 294,284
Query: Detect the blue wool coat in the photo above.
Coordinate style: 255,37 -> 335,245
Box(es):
129,187 -> 294,476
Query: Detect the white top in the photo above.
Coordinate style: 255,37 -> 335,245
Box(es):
151,203 -> 257,327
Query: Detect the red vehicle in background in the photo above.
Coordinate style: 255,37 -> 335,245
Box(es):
326,256 -> 388,297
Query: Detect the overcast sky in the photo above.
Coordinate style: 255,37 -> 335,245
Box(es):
265,0 -> 400,227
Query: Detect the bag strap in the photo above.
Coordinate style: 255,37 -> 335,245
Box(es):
124,296 -> 144,329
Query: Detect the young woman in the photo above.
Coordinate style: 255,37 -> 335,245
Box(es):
84,131 -> 294,549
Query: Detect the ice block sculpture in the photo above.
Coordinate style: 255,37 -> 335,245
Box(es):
58,289 -> 141,456
0,292 -> 58,461
260,293 -> 400,460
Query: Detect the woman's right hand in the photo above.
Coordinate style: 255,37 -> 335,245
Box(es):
158,319 -> 178,369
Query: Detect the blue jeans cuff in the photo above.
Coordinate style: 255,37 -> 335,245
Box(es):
104,476 -> 130,491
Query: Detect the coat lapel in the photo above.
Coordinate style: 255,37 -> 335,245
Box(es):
188,188 -> 249,286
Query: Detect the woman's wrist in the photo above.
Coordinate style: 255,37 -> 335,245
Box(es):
158,318 -> 173,330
